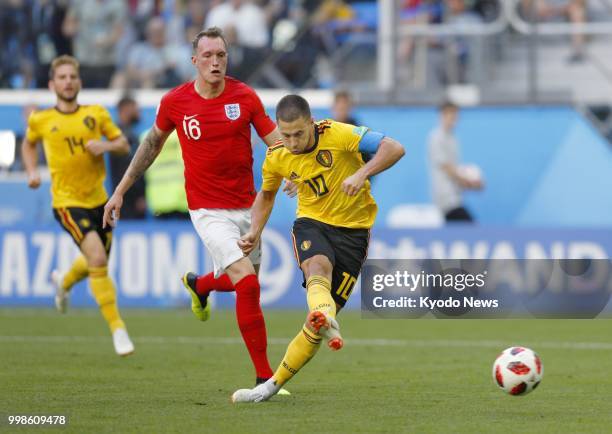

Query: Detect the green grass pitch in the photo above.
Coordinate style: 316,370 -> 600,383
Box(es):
1,308 -> 611,433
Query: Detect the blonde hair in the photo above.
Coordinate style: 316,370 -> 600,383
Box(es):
49,55 -> 80,79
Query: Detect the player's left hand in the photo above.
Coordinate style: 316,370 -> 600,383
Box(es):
341,172 -> 366,196
238,231 -> 259,255
85,140 -> 106,156
282,180 -> 298,198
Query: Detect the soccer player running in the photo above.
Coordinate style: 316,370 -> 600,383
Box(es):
103,27 -> 285,386
232,95 -> 405,403
22,55 -> 135,356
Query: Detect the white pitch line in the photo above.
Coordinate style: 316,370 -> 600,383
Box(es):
1,335 -> 611,350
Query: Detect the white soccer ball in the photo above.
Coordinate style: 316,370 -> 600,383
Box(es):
492,347 -> 543,396
457,164 -> 482,183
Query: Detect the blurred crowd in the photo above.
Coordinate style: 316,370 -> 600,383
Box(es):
0,0 -> 371,89
0,0 -> 591,90
0,0 -> 275,88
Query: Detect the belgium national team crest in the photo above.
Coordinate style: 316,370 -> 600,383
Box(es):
301,240 -> 311,251
224,104 -> 240,120
83,116 -> 96,131
316,150 -> 333,168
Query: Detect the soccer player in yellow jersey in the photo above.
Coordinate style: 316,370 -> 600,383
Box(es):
21,55 -> 135,356
232,94 -> 405,402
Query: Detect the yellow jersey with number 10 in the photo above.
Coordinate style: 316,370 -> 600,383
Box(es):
262,120 -> 378,229
26,105 -> 122,208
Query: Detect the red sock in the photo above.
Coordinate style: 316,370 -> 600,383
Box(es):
195,272 -> 234,296
234,274 -> 273,379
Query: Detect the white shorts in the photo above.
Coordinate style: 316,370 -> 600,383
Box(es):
189,208 -> 261,277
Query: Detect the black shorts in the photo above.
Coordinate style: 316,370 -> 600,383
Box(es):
291,217 -> 370,308
444,206 -> 474,222
53,204 -> 113,254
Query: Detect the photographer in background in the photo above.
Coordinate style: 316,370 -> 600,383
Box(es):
428,101 -> 484,222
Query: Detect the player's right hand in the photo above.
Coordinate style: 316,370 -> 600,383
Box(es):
85,140 -> 106,156
238,231 -> 258,255
103,193 -> 123,228
27,172 -> 41,189
342,172 -> 366,196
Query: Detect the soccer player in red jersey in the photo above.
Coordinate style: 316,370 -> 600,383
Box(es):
103,27 -> 283,386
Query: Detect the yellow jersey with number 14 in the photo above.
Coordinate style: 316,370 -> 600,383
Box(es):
262,120 -> 378,229
26,105 -> 122,208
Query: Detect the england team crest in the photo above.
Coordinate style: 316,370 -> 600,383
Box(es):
225,104 -> 241,120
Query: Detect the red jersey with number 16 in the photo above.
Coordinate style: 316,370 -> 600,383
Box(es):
155,77 -> 276,209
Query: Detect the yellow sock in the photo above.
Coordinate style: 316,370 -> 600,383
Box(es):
271,275 -> 335,386
273,326 -> 321,386
61,255 -> 89,291
89,266 -> 125,333
306,275 -> 336,319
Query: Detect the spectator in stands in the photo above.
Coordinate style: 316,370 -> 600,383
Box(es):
332,89 -> 359,125
332,89 -> 375,167
31,0 -> 72,87
265,0 -> 358,88
206,0 -> 270,48
205,0 -> 270,80
113,17 -> 187,89
312,0 -> 355,27
443,0 -> 483,83
311,0 -> 374,57
165,0 -> 211,48
428,101 -> 483,223
426,0 -> 483,85
0,0 -> 36,88
12,103 -> 41,171
109,96 -> 146,219
263,0 -> 285,31
112,1 -> 148,83
398,0 -> 437,68
62,0 -> 127,88
268,1 -> 319,87
473,0 -> 501,22
126,0 -> 158,41
520,0 -> 587,62
174,25 -> 200,84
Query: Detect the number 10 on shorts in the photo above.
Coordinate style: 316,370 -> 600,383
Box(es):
336,272 -> 357,301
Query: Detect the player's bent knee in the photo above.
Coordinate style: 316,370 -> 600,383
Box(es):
81,232 -> 108,267
302,255 -> 333,278
86,253 -> 107,268
225,257 -> 256,285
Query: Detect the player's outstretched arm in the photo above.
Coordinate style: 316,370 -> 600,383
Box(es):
238,189 -> 278,255
21,138 -> 41,189
103,126 -> 171,227
342,137 -> 405,196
